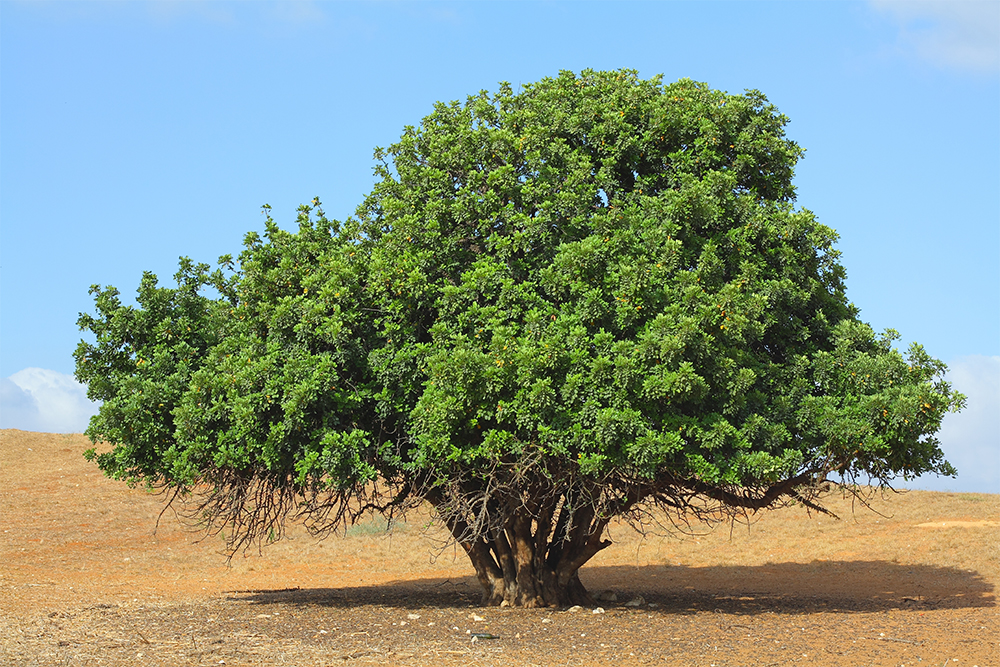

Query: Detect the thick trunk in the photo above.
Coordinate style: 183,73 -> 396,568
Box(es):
435,500 -> 611,607
467,541 -> 602,607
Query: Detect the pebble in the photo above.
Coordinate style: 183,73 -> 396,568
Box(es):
624,596 -> 646,607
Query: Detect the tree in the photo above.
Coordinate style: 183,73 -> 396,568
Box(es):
76,69 -> 963,608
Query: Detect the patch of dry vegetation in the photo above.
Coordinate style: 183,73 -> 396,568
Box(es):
2,431 -> 996,666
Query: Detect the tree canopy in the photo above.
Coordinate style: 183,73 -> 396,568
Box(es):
76,69 -> 962,607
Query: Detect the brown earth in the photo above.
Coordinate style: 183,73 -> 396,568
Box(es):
2,429 -> 997,666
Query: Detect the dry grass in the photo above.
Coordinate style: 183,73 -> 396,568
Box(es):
2,430 -> 997,666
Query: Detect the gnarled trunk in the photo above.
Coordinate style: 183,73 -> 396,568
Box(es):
430,496 -> 613,607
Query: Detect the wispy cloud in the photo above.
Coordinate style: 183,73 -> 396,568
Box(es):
908,355 -> 1000,494
11,0 -> 328,26
265,0 -> 327,24
870,0 -> 1000,73
0,368 -> 100,434
145,0 -> 329,26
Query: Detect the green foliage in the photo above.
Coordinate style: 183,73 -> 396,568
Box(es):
76,70 -> 962,554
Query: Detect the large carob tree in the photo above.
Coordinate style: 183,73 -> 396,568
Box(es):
76,69 -> 962,608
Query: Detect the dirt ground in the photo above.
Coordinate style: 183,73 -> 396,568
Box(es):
2,430 -> 997,666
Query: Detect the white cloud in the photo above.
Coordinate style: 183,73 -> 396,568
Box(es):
907,355 -> 1000,494
870,0 -> 1000,73
0,377 -> 44,432
0,368 -> 101,434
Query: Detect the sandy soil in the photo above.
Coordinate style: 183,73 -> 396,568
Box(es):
2,429 -> 997,666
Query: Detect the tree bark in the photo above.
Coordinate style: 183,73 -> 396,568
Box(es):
432,498 -> 611,607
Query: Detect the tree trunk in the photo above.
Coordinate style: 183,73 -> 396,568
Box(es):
434,499 -> 612,607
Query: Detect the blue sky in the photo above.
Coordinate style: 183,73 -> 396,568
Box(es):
1,1 -> 997,492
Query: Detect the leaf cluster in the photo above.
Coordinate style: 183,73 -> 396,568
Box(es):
76,70 -> 962,552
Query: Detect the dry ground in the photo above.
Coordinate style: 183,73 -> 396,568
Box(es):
1,429 -> 997,666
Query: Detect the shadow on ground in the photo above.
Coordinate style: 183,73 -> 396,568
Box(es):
229,560 -> 995,614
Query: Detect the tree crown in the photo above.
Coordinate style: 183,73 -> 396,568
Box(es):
77,71 -> 961,591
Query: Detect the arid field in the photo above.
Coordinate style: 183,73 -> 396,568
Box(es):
2,430 -> 997,666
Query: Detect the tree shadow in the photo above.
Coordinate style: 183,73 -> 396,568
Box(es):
228,559 -> 994,614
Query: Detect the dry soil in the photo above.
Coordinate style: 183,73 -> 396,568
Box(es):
2,430 -> 997,666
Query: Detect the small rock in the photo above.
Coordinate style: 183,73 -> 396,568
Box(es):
595,590 -> 618,602
592,607 -> 605,614
500,599 -> 510,608
469,613 -> 485,622
624,596 -> 646,607
565,605 -> 583,612
541,618 -> 552,624
407,613 -> 421,620
647,602 -> 659,609
399,621 -> 407,626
